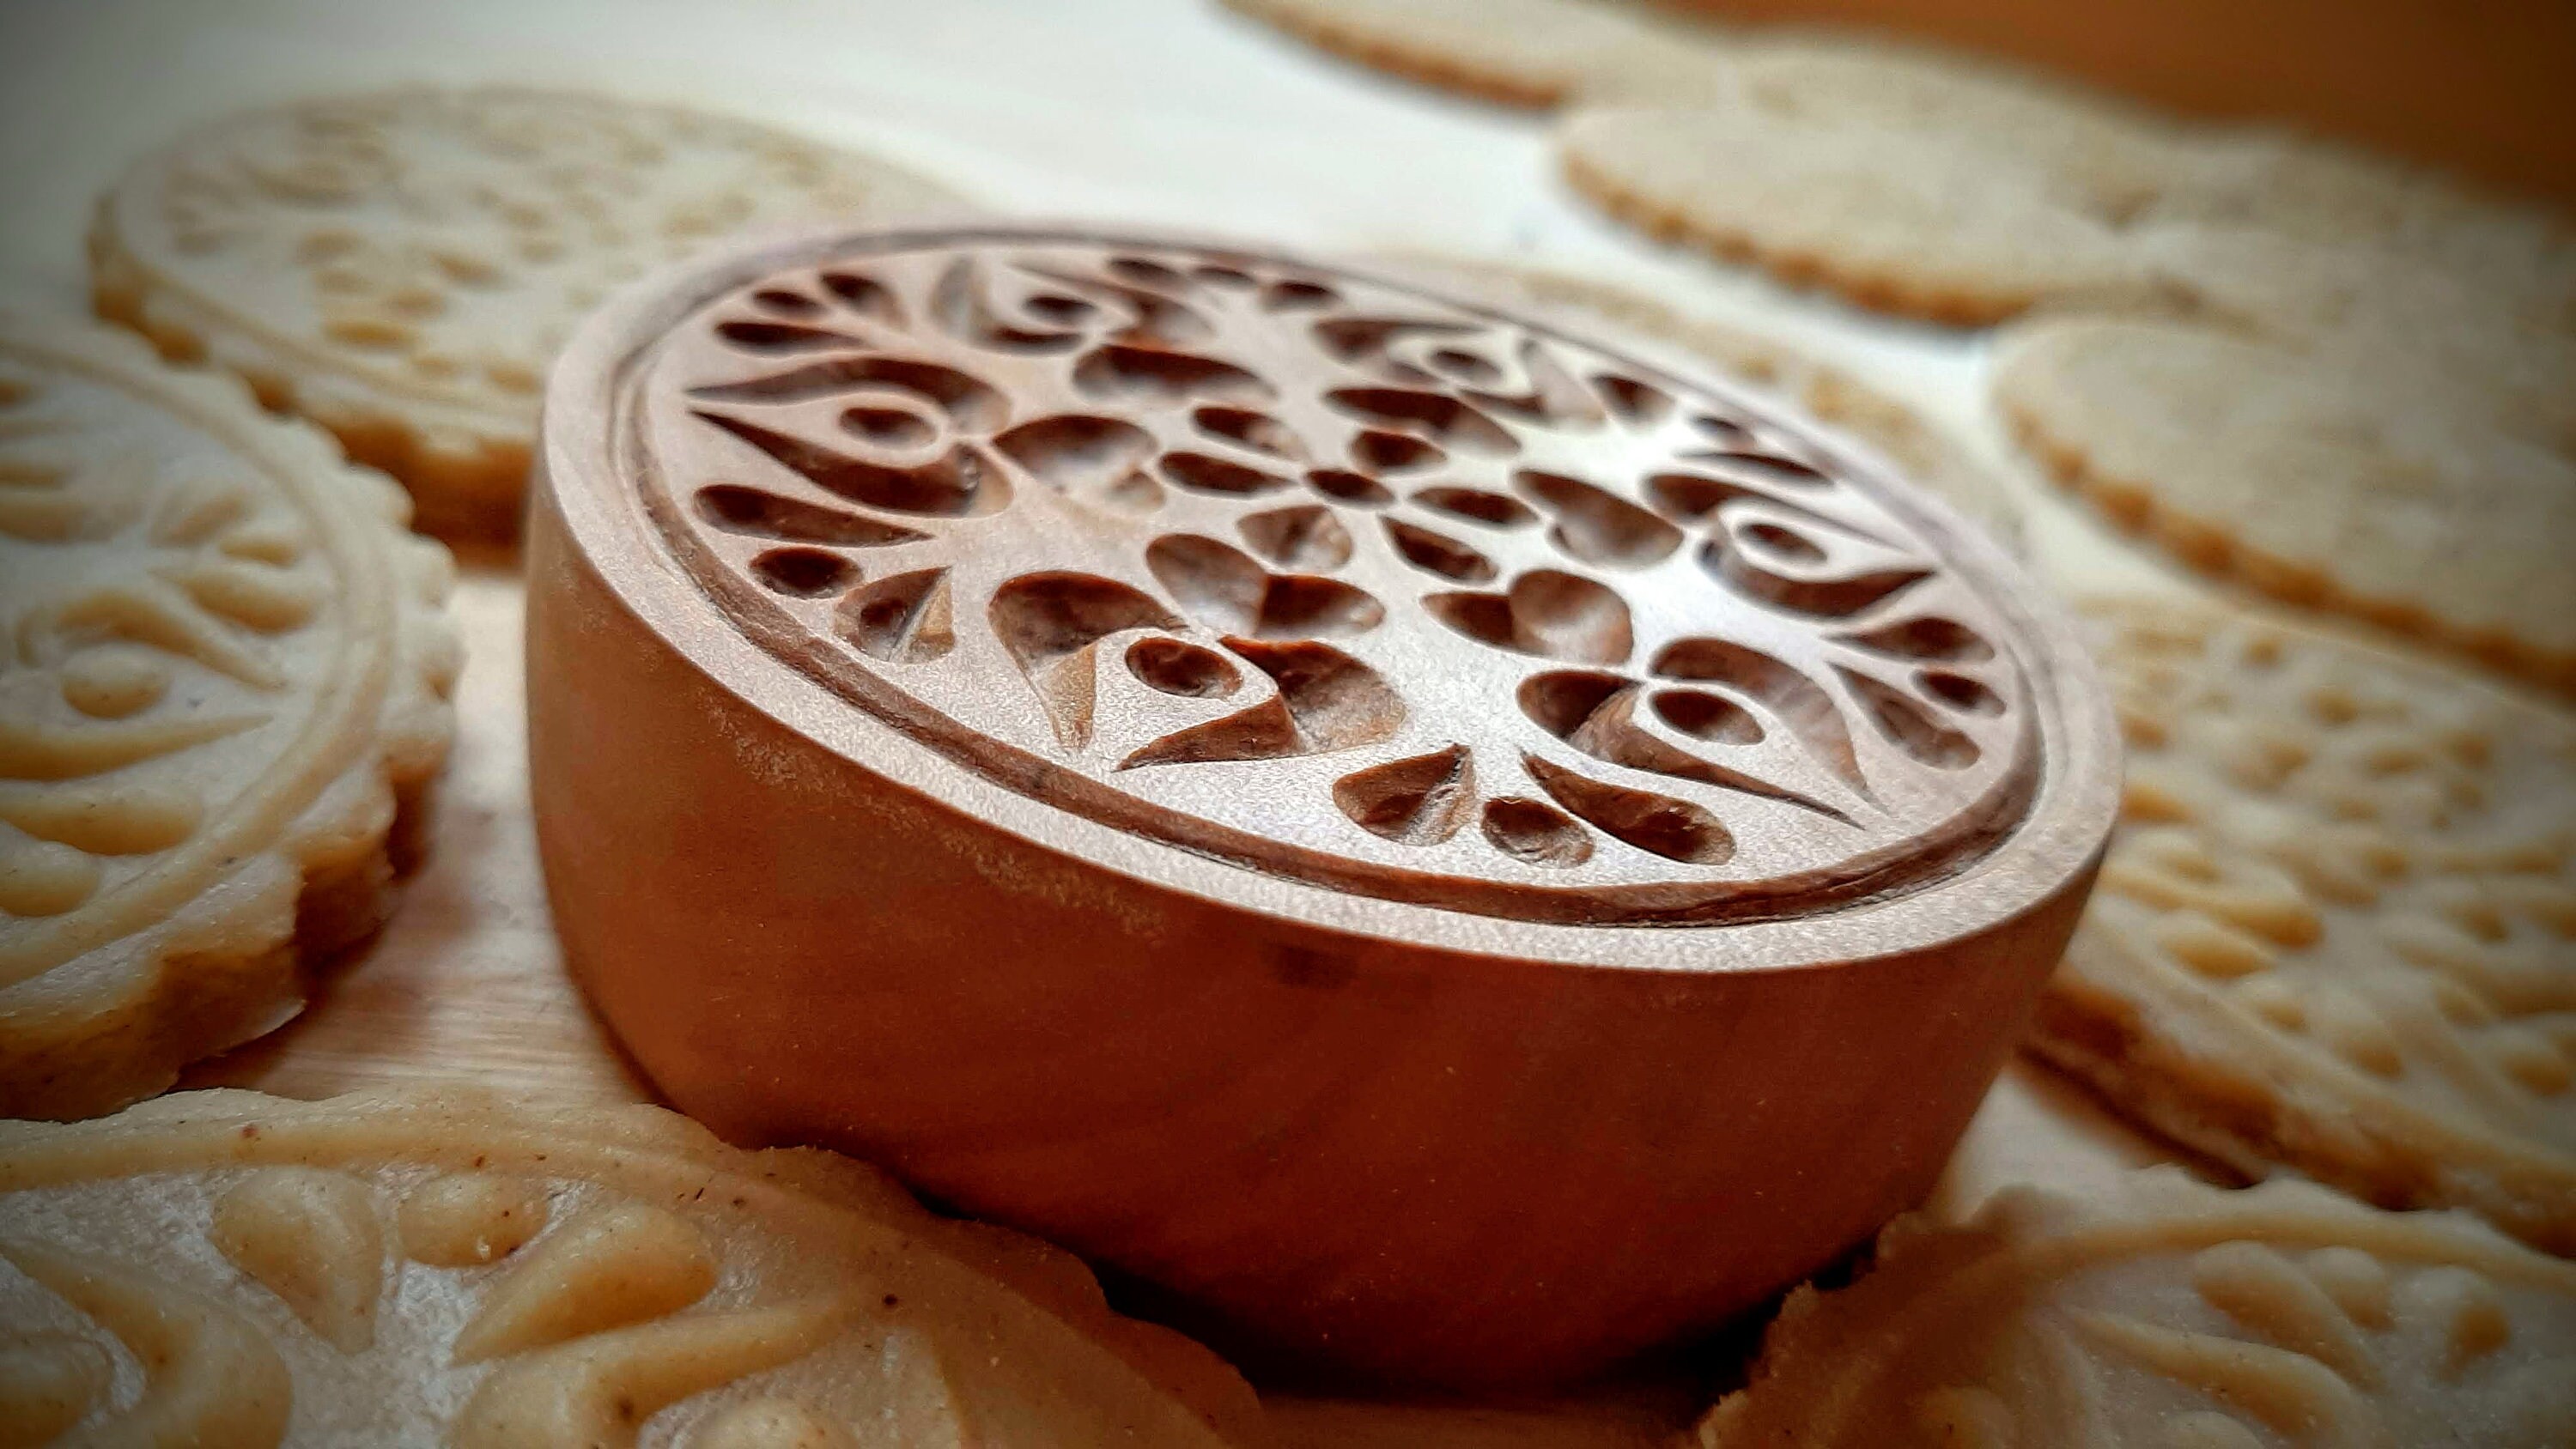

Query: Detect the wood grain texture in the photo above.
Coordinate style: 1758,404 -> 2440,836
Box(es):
524,224 -> 2123,1389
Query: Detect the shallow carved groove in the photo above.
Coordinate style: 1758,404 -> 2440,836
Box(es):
752,288 -> 820,316
695,413 -> 1007,518
1592,373 -> 1671,425
1839,668 -> 1981,769
1327,386 -> 1519,458
693,485 -> 929,547
989,573 -> 1183,748
750,547 -> 857,597
1383,518 -> 1496,583
1072,344 -> 1270,407
1261,278 -> 1338,311
837,569 -> 954,663
1515,470 -> 1681,567
1702,534 -> 1929,620
1425,571 -> 1631,666
1675,447 -> 1832,488
1239,505 -> 1352,572
1194,405 -> 1307,463
1307,468 -> 1392,506
689,356 -> 1003,430
1480,796 -> 1592,867
1121,639 -> 1403,769
1645,472 -> 1884,544
714,320 -> 867,354
843,404 -> 935,448
1350,429 -> 1444,474
1839,615 -> 1995,663
1127,637 -> 1240,698
1520,671 -> 1849,821
1652,688 -> 1764,745
1161,452 -> 1291,497
1653,638 -> 1867,792
818,270 -> 900,323
1920,669 -> 2005,716
1145,534 -> 1382,640
1334,744 -> 1476,845
1524,755 -> 1734,865
1413,487 -> 1535,530
993,415 -> 1157,506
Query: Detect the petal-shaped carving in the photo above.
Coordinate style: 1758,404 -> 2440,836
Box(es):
1121,640 -> 1403,769
1334,745 -> 1475,846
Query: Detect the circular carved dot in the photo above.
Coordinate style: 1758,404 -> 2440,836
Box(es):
1126,638 -> 1240,698
750,547 -> 858,597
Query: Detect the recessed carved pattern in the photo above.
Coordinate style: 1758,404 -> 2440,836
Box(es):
634,234 -> 2041,923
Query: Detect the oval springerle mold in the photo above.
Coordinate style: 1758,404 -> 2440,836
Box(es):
615,228 -> 2057,923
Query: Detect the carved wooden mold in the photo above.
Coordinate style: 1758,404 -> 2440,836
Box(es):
527,225 -> 2122,1388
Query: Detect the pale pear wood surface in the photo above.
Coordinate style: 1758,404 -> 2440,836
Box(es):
1,0 -> 2199,1435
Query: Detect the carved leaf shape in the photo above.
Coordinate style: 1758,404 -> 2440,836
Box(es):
210,1167 -> 385,1353
451,1203 -> 716,1364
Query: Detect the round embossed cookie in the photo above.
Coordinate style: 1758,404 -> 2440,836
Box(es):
0,312 -> 459,1120
0,1087 -> 1261,1446
1995,317 -> 2576,696
89,87 -> 969,538
1698,1167 -> 2576,1448
1557,43 -> 2196,324
526,223 -> 2119,1385
1217,0 -> 1735,107
2034,599 -> 2576,1254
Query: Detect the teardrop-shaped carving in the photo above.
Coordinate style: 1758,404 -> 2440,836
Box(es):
1334,745 -> 1475,845
399,1173 -> 551,1267
210,1166 -> 386,1352
450,1202 -> 717,1364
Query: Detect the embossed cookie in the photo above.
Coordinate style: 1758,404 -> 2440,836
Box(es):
2032,599 -> 2576,1253
1218,0 -> 1734,106
90,87 -> 969,537
526,223 -> 2118,1385
1558,101 -> 2164,325
2137,222 -> 2576,454
0,1087 -> 1261,1446
1698,1168 -> 2576,1447
0,312 -> 459,1120
1376,256 -> 2024,549
1995,318 -> 2576,695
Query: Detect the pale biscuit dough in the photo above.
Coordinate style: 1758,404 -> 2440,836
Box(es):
2032,599 -> 2576,1253
0,311 -> 459,1119
1217,0 -> 1735,106
89,87 -> 969,537
1993,318 -> 2576,695
1372,254 -> 2024,549
2136,222 -> 2576,456
1698,1167 -> 2576,1448
1558,102 -> 2165,325
0,1087 -> 1261,1446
